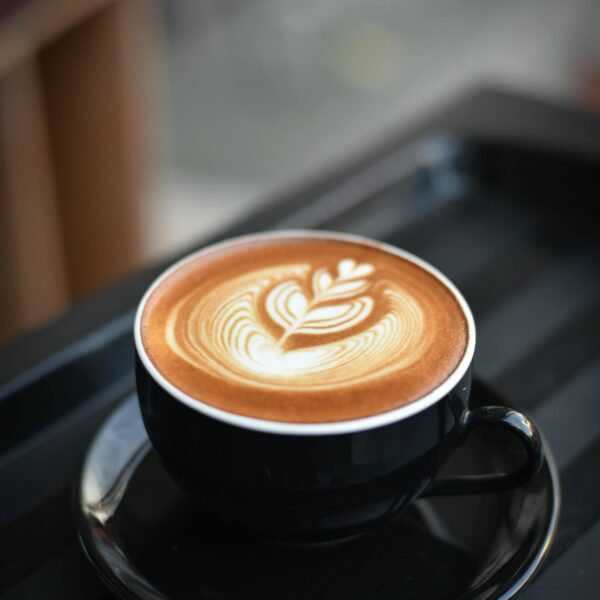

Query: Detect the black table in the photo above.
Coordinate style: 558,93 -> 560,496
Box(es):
1,88 -> 600,599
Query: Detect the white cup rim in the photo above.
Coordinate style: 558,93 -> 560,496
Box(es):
134,230 -> 476,436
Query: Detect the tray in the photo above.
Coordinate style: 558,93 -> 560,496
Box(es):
1,89 -> 599,599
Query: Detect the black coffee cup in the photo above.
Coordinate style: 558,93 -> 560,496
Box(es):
135,232 -> 543,543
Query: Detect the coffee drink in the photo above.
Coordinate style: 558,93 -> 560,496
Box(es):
140,233 -> 469,423
136,232 -> 544,542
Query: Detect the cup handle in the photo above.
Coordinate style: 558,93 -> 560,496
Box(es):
423,406 -> 544,496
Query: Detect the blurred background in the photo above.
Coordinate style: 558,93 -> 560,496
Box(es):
1,0 -> 600,345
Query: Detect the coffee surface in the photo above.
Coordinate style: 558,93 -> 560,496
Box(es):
141,235 -> 469,423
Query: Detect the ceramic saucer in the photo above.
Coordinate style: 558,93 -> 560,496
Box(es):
75,381 -> 559,600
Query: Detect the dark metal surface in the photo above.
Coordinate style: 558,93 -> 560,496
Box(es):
1,88 -> 600,598
75,384 -> 559,600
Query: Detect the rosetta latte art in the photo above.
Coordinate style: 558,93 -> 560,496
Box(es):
165,258 -> 430,389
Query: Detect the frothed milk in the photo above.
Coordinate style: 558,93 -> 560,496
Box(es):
140,234 -> 469,423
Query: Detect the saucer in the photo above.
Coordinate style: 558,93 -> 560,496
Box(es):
75,382 -> 560,600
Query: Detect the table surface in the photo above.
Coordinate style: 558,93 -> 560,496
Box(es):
1,87 -> 600,599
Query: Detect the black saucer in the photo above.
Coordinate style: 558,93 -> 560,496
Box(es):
75,382 -> 560,600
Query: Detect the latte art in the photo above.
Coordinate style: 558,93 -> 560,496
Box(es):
140,235 -> 469,423
166,259 -> 428,388
268,259 -> 374,345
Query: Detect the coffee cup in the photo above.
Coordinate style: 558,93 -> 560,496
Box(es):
134,231 -> 542,543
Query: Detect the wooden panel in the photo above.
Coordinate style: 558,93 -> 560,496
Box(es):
0,58 -> 68,344
39,0 -> 149,300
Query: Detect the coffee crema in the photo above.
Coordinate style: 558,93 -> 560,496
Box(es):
140,235 -> 469,423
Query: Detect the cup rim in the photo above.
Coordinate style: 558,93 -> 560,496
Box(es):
134,230 -> 476,436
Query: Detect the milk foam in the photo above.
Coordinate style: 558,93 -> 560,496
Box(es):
140,235 -> 469,423
165,258 -> 428,388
